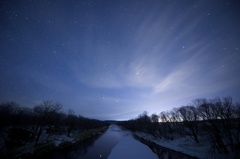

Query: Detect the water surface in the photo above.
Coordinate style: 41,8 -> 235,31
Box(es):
55,124 -> 130,159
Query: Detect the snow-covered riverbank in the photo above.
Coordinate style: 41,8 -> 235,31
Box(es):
135,132 -> 238,159
0,126 -> 108,158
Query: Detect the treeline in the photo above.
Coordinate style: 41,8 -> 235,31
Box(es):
118,97 -> 240,154
0,101 -> 108,146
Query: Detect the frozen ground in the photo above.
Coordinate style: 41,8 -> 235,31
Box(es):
135,132 -> 237,159
107,135 -> 158,159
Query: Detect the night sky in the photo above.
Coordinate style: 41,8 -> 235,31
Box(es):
1,0 -> 240,120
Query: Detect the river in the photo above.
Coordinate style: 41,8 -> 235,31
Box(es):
55,124 -> 131,159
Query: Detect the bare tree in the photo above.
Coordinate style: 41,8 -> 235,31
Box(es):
151,114 -> 159,123
159,111 -> 174,139
0,102 -> 19,128
136,111 -> 151,133
178,105 -> 200,143
196,98 -> 228,153
66,109 -> 78,136
33,101 -> 62,146
149,114 -> 159,136
211,97 -> 235,152
169,108 -> 181,122
234,102 -> 240,146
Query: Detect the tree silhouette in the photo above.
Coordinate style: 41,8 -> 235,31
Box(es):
33,101 -> 62,146
178,105 -> 200,143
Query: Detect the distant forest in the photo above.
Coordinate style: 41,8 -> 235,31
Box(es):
119,96 -> 240,154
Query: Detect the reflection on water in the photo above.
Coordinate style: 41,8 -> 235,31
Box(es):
55,125 -> 130,159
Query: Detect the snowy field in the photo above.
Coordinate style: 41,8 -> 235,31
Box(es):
107,135 -> 158,159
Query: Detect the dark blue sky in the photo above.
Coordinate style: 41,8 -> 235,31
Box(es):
1,0 -> 240,120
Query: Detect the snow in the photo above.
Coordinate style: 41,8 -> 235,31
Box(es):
135,132 -> 236,159
107,135 -> 158,159
37,129 -> 75,146
52,134 -> 75,146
